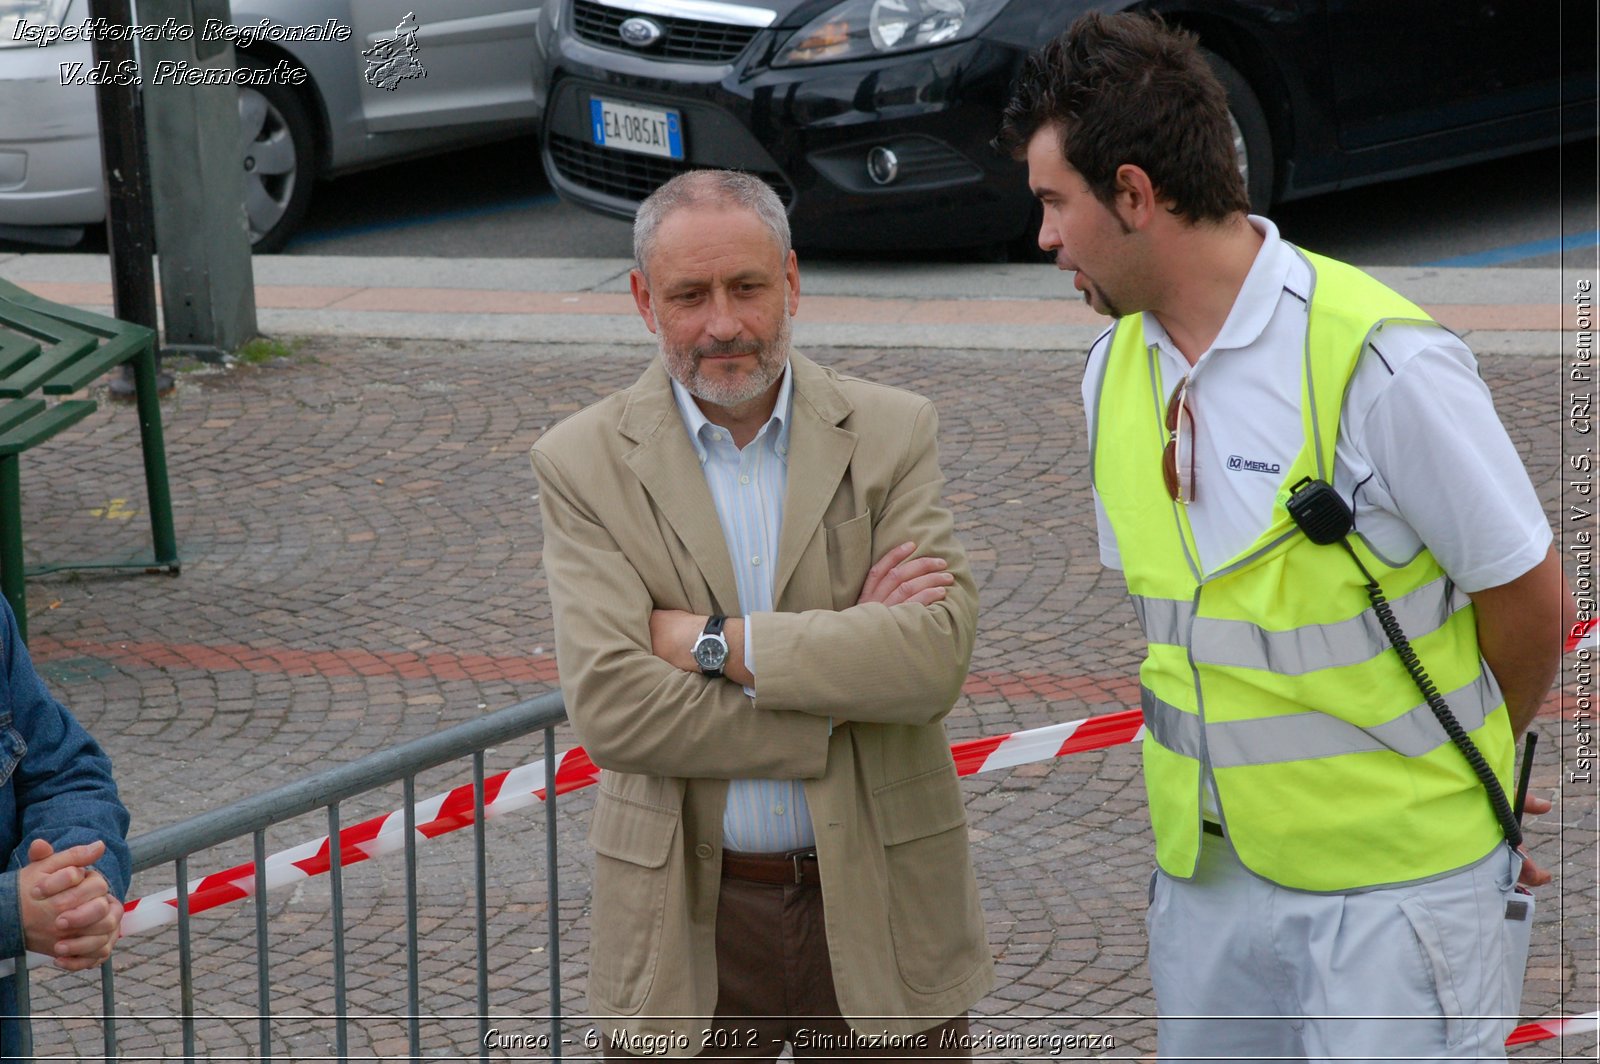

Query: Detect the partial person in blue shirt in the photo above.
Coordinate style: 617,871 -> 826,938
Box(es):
0,596 -> 131,1056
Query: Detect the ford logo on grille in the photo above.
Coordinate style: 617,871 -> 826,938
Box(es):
618,16 -> 664,48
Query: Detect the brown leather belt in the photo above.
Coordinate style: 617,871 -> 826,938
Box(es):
721,849 -> 822,887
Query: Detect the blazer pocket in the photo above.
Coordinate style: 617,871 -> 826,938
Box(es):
872,764 -> 985,994
825,512 -> 872,608
589,789 -> 678,868
872,763 -> 967,845
587,789 -> 680,1012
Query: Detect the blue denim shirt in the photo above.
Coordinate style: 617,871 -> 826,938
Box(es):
0,598 -> 130,1056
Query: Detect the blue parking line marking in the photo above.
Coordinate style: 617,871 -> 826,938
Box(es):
287,193 -> 562,248
1423,229 -> 1600,267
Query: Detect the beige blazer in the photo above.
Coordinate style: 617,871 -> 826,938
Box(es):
531,352 -> 992,1051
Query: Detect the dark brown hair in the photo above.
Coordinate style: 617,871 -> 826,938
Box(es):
996,12 -> 1249,223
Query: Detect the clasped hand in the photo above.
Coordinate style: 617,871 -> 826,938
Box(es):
20,838 -> 124,970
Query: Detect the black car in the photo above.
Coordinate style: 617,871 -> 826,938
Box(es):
534,0 -> 1594,255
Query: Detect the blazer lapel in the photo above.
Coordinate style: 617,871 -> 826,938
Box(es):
773,353 -> 856,605
620,360 -> 743,613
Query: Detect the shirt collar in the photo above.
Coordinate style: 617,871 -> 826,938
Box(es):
1143,214 -> 1297,364
669,362 -> 794,463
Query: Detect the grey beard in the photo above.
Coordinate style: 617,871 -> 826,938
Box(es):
663,310 -> 793,409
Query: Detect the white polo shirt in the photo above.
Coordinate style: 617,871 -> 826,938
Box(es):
1084,216 -> 1551,592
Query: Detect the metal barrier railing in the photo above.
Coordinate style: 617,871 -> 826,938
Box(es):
13,690 -> 569,1062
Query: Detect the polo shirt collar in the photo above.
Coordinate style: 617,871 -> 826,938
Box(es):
1143,214 -> 1296,363
669,362 -> 794,463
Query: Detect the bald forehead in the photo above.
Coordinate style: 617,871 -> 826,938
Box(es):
644,204 -> 787,274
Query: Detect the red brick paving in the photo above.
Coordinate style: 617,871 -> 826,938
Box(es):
34,637 -> 563,685
12,337 -> 1591,1060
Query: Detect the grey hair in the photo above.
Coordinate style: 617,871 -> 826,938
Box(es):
633,170 -> 791,276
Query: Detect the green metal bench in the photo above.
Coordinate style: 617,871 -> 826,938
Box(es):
0,277 -> 178,641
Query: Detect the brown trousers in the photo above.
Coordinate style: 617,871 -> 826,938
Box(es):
606,874 -> 969,1061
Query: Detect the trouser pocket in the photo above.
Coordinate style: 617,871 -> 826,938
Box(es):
1397,896 -> 1466,1048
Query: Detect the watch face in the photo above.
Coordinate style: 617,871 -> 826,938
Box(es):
693,636 -> 728,671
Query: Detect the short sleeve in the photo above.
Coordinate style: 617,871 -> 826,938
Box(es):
1345,329 -> 1551,592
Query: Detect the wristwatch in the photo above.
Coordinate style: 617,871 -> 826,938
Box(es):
691,615 -> 730,678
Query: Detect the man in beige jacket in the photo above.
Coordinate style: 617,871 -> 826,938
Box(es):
530,170 -> 991,1060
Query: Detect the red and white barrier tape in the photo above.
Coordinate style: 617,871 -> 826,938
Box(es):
952,709 -> 1145,776
7,617 -> 1595,1040
1569,616 -> 1597,654
1506,1009 -> 1599,1046
117,743 -> 599,937
93,613 -> 1600,942
107,711 -> 1152,945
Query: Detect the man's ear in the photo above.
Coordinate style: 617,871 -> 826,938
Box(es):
1113,163 -> 1159,231
630,268 -> 658,334
784,249 -> 800,316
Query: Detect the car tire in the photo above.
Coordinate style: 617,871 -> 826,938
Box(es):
236,55 -> 315,253
1203,50 -> 1274,212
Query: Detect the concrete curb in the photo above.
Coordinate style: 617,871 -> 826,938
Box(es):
0,253 -> 1576,355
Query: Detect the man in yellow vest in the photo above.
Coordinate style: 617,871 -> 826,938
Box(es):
997,12 -> 1572,1061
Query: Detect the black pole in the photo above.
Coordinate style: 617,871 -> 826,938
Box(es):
87,0 -> 170,395
89,0 -> 156,327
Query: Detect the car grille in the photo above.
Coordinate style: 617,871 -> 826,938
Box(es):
570,0 -> 760,63
549,133 -> 794,208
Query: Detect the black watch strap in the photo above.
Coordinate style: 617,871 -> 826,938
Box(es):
694,615 -> 729,678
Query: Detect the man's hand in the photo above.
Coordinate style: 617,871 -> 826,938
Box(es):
647,542 -> 952,685
19,839 -> 124,970
1515,793 -> 1554,888
857,541 -> 953,607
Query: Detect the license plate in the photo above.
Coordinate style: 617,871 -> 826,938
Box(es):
590,97 -> 684,160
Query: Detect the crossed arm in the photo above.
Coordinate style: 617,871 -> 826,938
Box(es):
534,444 -> 835,779
533,400 -> 975,778
648,540 -> 957,684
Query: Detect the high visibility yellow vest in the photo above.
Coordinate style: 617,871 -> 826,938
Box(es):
1090,248 -> 1513,892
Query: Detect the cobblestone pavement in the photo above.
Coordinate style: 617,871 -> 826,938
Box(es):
12,339 -> 1595,1061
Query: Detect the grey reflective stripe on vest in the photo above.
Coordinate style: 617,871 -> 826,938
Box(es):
1190,577 -> 1470,676
1140,685 -> 1203,757
1133,577 -> 1467,673
1142,669 -> 1502,767
1130,595 -> 1193,645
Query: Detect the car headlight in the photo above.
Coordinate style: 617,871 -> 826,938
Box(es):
775,0 -> 1007,67
0,0 -> 74,49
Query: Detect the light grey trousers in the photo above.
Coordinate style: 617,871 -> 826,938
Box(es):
1147,832 -> 1520,1062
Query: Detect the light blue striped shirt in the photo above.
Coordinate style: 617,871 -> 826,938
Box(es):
670,368 -> 815,853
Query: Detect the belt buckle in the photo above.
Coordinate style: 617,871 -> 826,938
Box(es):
790,849 -> 817,884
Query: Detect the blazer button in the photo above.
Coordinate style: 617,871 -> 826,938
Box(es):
694,843 -> 715,860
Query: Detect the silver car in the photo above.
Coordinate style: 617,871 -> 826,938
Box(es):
0,0 -> 541,251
